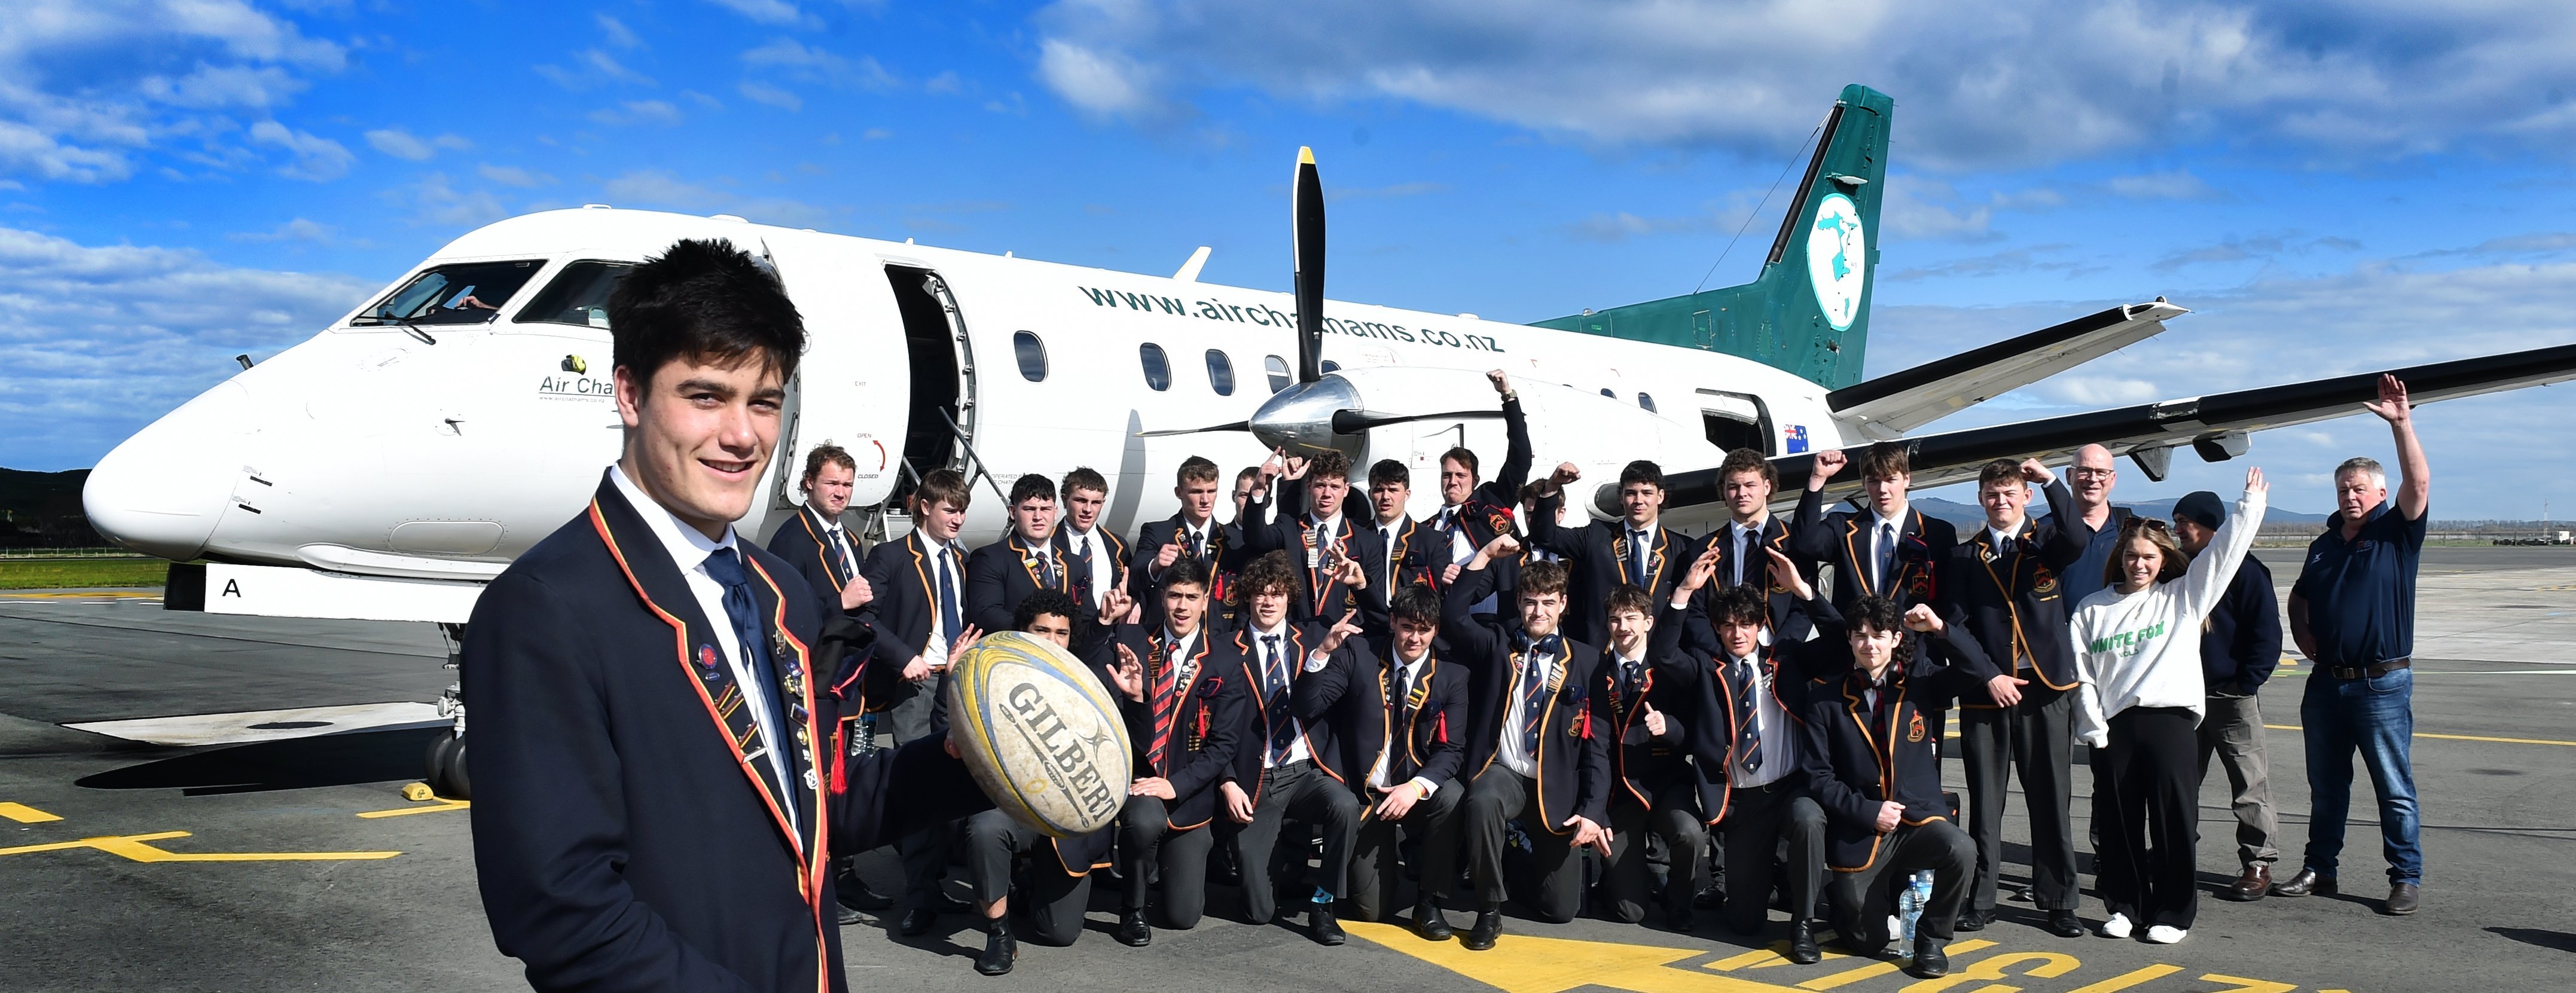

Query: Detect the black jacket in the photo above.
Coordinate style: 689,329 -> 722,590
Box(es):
2200,555 -> 2282,690
1596,612 -> 1695,813
764,505 -> 877,726
1526,495 -> 1693,647
1292,634 -> 1472,796
1686,516 -> 1816,643
1221,621 -> 1340,803
1936,479 -> 2089,699
1052,524 -> 1131,620
964,531 -> 1080,634
1791,488 -> 1955,616
1246,485 -> 1390,637
1441,564 -> 1612,829
1423,395 -> 1534,586
1132,511 -> 1253,630
464,474 -> 988,993
1109,624 -> 1248,831
856,530 -> 975,714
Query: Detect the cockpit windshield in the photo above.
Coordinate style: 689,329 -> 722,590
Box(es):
353,259 -> 545,326
512,261 -> 635,329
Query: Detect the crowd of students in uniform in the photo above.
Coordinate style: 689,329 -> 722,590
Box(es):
770,366 -> 2433,982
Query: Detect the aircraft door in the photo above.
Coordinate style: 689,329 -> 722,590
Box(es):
883,265 -> 982,508
761,239 -> 912,528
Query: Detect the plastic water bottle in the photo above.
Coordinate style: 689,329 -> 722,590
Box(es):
1898,870 -> 1934,945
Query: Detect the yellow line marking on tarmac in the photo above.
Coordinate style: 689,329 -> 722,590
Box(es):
0,830 -> 398,862
2064,964 -> 2184,992
0,801 -> 62,823
2266,724 -> 2576,747
357,799 -> 469,818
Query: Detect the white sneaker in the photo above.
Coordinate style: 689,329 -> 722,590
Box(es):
2144,925 -> 2187,944
2096,912 -> 2134,939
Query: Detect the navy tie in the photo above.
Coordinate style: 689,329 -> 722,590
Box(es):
1735,656 -> 1763,774
1263,634 -> 1295,763
1629,529 -> 1651,588
703,548 -> 786,741
937,546 -> 964,647
1516,633 -> 1562,756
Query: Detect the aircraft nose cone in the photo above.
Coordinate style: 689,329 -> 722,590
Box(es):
83,381 -> 250,561
1247,375 -> 1362,458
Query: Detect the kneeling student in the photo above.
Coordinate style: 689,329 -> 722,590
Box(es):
1295,585 -> 1471,940
955,589 -> 1124,976
1220,551 -> 1368,945
1801,597 -> 1991,979
1442,534 -> 1612,951
1106,558 -> 1248,947
1668,546 -> 1833,960
1592,582 -> 1707,931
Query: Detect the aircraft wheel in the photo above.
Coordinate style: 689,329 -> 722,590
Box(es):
425,731 -> 469,800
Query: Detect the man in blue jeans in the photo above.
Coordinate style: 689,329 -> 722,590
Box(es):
2277,374 -> 2427,916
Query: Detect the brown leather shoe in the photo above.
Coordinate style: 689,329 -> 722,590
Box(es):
2383,881 -> 2421,916
2272,868 -> 2335,898
2220,864 -> 2273,902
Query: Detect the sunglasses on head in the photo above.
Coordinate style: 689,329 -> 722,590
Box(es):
2119,517 -> 2172,535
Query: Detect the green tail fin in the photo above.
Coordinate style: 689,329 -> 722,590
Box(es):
1531,84 -> 1893,390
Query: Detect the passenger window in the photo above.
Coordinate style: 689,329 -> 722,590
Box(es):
514,261 -> 634,329
1013,331 -> 1048,381
1320,359 -> 1341,374
360,259 -> 546,326
1638,392 -> 1658,413
1205,350 -> 1235,396
1264,355 -> 1291,393
1600,387 -> 1616,398
1140,343 -> 1171,391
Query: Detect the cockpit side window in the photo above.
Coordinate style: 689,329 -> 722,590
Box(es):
513,261 -> 637,329
356,259 -> 547,326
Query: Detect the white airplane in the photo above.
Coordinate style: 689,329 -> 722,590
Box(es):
79,84 -> 2576,789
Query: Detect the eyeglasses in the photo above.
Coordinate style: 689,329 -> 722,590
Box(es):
2071,468 -> 2117,479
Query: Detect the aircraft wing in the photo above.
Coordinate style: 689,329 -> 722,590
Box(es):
1658,340 -> 2576,512
1824,300 -> 2189,436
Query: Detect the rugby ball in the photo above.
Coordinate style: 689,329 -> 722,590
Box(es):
945,631 -> 1133,836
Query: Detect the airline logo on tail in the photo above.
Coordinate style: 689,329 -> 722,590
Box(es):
1806,192 -> 1867,331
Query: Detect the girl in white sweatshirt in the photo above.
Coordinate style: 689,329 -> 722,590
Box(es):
2068,466 -> 2268,945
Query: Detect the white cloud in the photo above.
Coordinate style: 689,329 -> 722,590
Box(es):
363,128 -> 471,161
1029,0 -> 2576,169
0,224 -> 374,469
738,81 -> 802,111
588,100 -> 683,127
246,120 -> 352,181
600,168 -> 837,227
742,38 -> 898,91
394,171 -> 507,227
706,0 -> 819,29
536,48 -> 657,90
227,217 -> 332,242
0,0 -> 346,184
476,163 -> 552,188
2104,170 -> 2223,201
596,13 -> 643,50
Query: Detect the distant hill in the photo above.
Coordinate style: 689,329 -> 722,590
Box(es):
0,468 -> 104,548
1908,495 -> 2332,530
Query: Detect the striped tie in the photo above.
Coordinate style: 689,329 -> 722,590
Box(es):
1736,656 -> 1763,774
1262,635 -> 1295,764
1146,636 -> 1179,773
1517,634 -> 1561,756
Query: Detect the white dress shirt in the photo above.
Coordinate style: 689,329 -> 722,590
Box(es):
820,516 -> 858,584
1305,512 -> 1344,567
1063,524 -> 1113,612
920,533 -> 963,667
1249,621 -> 1317,767
611,464 -> 798,829
1727,517 -> 1769,587
1435,504 -> 1476,564
1497,640 -> 1560,779
1868,510 -> 1904,591
1368,647 -> 1440,798
1728,652 -> 1793,789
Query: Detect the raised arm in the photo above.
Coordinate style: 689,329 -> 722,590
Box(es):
2366,374 -> 2429,521
1494,373 -> 1533,494
2172,468 -> 2269,621
2030,466 -> 2087,570
1790,449 -> 1847,563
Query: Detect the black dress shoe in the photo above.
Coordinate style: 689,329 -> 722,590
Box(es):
1412,900 -> 1453,942
975,924 -> 1016,976
1663,903 -> 1695,933
835,903 -> 866,927
1787,919 -> 1822,965
2383,881 -> 2421,915
898,906 -> 941,937
1907,936 -> 1949,978
2044,909 -> 2084,938
1952,907 -> 1992,932
1310,901 -> 1348,946
1115,908 -> 1152,947
1463,908 -> 1503,951
834,866 -> 894,912
2272,868 -> 2336,898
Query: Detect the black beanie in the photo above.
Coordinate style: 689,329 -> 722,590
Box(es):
2173,491 -> 2226,531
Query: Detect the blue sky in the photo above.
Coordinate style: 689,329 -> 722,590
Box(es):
6,0 -> 2576,519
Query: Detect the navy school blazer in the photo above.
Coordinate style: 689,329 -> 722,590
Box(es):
1796,621 -> 1992,873
1439,563 -> 1611,830
1107,624 -> 1248,831
1935,479 -> 2089,700
1292,633 -> 1471,798
463,473 -> 988,993
964,531 -> 1081,634
1527,492 -> 1693,648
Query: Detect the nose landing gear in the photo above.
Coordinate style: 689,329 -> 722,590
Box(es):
426,622 -> 471,800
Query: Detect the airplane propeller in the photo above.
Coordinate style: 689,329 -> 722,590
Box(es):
1136,147 -> 1484,456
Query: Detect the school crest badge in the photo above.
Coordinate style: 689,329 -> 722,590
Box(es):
1907,713 -> 1927,743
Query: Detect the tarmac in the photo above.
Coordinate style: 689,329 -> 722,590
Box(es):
2,546 -> 2571,992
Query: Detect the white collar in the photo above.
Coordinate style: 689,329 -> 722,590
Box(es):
1986,520 -> 2023,546
1020,532 -> 1054,555
1625,520 -> 1658,537
1733,515 -> 1768,536
921,532 -> 960,557
610,463 -> 737,569
1310,511 -> 1344,533
1161,626 -> 1201,654
1252,620 -> 1290,641
1869,509 -> 1905,533
1376,514 -> 1406,532
1065,523 -> 1096,542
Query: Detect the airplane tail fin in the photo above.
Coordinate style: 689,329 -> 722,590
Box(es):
1531,84 -> 1893,390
